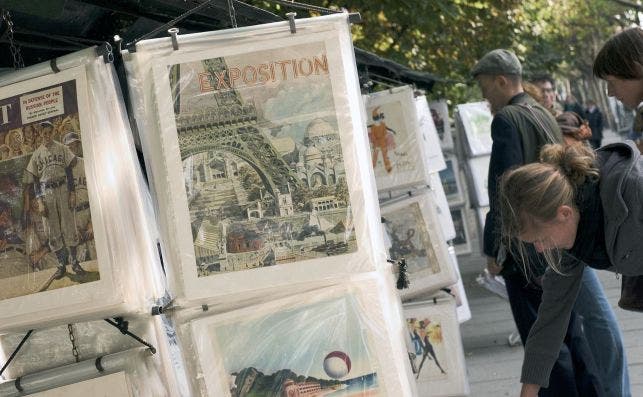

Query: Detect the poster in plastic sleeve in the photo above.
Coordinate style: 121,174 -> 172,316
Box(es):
450,207 -> 471,255
457,101 -> 493,156
438,155 -> 465,206
380,192 -> 457,299
467,155 -> 490,207
447,245 -> 471,323
476,206 -> 490,253
427,173 -> 456,241
125,14 -> 384,303
187,283 -> 414,397
28,372 -> 132,397
428,100 -> 453,151
404,299 -> 469,396
415,95 -> 446,173
364,86 -> 430,191
0,65 -> 132,331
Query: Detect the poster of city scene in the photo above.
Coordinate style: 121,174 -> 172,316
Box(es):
169,41 -> 359,277
197,293 -> 381,397
364,86 -> 426,191
456,101 -> 493,156
404,301 -> 469,396
0,77 -> 99,300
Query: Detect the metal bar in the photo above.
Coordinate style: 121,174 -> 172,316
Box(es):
0,330 -> 33,377
104,319 -> 157,354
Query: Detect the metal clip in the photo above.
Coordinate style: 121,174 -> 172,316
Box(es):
168,27 -> 180,50
50,58 -> 60,73
96,42 -> 114,64
286,12 -> 297,34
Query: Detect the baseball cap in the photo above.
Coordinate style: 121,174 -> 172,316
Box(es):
39,121 -> 54,129
471,49 -> 522,78
62,132 -> 80,145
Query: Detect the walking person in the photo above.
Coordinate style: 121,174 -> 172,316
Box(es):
472,49 -> 612,396
505,27 -> 643,397
585,99 -> 604,149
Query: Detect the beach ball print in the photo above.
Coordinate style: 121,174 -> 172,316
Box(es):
323,351 -> 352,379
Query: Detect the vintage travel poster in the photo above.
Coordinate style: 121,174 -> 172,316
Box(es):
191,288 -> 384,397
364,86 -> 427,191
381,193 -> 456,298
404,300 -> 469,396
457,101 -> 493,156
168,42 -> 358,277
0,76 -> 99,301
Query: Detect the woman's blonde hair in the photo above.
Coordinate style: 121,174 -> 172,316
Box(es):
499,143 -> 599,274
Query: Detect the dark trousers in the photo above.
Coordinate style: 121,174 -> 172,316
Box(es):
504,272 -> 604,397
589,139 -> 602,149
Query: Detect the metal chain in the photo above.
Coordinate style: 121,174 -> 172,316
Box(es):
1,9 -> 24,69
67,324 -> 80,363
226,0 -> 238,28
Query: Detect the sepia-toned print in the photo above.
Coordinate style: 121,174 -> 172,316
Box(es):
382,202 -> 439,275
0,80 -> 99,300
203,294 -> 381,397
169,42 -> 358,277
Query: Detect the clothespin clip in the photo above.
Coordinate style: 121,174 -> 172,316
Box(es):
348,12 -> 362,24
286,12 -> 297,34
168,27 -> 180,50
96,42 -> 114,63
151,298 -> 175,315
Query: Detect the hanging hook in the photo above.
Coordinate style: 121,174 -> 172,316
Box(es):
168,27 -> 180,51
286,12 -> 297,34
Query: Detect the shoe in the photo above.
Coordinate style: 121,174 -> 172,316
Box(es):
71,262 -> 86,275
53,267 -> 66,279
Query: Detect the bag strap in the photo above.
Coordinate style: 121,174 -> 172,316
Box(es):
512,103 -> 558,144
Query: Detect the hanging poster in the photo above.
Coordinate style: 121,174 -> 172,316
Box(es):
428,100 -> 453,151
467,155 -> 490,207
126,14 -> 384,303
415,95 -> 446,173
438,155 -> 465,206
187,283 -> 413,396
380,192 -> 457,299
364,86 -> 430,191
404,300 -> 469,396
457,101 -> 493,156
447,245 -> 471,323
450,207 -> 471,255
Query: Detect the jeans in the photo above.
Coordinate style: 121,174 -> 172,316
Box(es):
574,267 -> 631,397
504,272 -> 603,397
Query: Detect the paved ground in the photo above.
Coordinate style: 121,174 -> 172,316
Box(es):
455,130 -> 643,396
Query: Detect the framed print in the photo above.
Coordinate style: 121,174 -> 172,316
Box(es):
403,300 -> 469,397
428,100 -> 453,151
438,155 -> 465,206
186,282 -> 414,397
415,95 -> 446,173
466,155 -> 490,207
456,101 -> 493,156
449,207 -> 471,255
125,14 -> 385,304
364,85 -> 430,191
0,62 -> 149,332
29,372 -> 132,397
380,192 -> 457,300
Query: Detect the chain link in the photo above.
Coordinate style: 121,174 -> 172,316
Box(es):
67,324 -> 80,363
1,9 -> 24,69
226,0 -> 238,28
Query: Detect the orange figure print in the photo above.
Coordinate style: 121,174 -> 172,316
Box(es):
367,106 -> 396,173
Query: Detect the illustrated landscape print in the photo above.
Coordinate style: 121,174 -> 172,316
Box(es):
169,42 -> 357,276
210,295 -> 381,396
0,79 -> 99,300
407,315 -> 448,381
382,202 -> 439,275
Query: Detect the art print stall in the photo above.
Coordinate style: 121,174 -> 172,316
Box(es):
0,46 -> 176,395
123,13 -> 417,397
364,84 -> 472,395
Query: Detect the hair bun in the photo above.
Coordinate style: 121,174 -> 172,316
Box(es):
539,143 -> 598,186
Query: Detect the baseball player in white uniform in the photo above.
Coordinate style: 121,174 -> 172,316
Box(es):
23,121 -> 83,279
63,131 -> 95,262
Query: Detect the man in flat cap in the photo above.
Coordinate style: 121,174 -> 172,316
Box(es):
22,120 -> 83,279
471,50 -> 608,396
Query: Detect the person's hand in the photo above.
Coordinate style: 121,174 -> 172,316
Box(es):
520,383 -> 540,397
487,256 -> 503,275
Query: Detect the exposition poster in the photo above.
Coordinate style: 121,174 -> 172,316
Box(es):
192,290 -> 382,397
169,42 -> 358,277
0,78 -> 98,300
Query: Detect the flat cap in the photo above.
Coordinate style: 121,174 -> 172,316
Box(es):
62,132 -> 80,145
471,49 -> 522,77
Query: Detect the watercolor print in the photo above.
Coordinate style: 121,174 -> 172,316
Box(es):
0,78 -> 99,300
208,295 -> 381,396
168,41 -> 359,277
406,315 -> 448,381
457,101 -> 493,156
